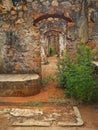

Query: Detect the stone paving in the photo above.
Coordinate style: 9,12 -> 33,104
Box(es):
0,104 -> 98,130
0,106 -> 83,129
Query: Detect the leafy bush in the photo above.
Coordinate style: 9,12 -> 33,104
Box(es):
57,43 -> 97,102
49,46 -> 55,56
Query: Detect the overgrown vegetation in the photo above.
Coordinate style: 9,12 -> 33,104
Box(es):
42,75 -> 55,86
57,43 -> 98,102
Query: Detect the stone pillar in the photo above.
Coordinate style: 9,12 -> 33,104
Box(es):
79,0 -> 89,43
0,31 -> 7,73
79,15 -> 88,43
59,33 -> 65,57
45,36 -> 49,57
40,34 -> 47,63
92,12 -> 98,59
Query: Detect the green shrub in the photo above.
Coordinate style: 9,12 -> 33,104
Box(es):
57,43 -> 97,102
49,46 -> 55,56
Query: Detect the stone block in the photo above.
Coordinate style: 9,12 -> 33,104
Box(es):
15,18 -> 25,24
10,15 -> 17,20
0,74 -> 40,97
10,10 -> 17,15
23,5 -> 28,11
2,24 -> 10,30
18,11 -> 24,18
52,0 -> 58,6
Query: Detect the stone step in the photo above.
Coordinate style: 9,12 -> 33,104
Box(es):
0,74 -> 40,97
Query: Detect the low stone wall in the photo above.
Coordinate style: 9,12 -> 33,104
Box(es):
0,74 -> 40,96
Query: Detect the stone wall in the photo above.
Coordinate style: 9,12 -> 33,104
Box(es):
0,1 -> 41,74
0,0 -> 98,74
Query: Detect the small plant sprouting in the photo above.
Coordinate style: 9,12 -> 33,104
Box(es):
42,75 -> 55,86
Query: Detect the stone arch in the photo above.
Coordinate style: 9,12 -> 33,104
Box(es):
34,13 -> 70,63
43,28 -> 63,34
43,28 -> 66,58
33,13 -> 72,26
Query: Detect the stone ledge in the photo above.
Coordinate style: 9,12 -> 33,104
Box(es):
0,74 -> 40,97
0,74 -> 39,82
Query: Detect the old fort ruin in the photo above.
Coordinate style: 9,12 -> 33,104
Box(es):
0,0 -> 98,96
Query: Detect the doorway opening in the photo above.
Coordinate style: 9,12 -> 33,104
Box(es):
33,13 -> 71,94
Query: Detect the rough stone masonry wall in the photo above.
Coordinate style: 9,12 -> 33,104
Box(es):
0,0 -> 98,75
0,1 -> 41,74
66,0 -> 98,58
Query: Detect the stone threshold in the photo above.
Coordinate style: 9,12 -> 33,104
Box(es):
11,106 -> 83,127
0,106 -> 83,127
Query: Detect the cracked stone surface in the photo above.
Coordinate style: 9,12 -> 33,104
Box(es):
0,106 -> 83,127
10,108 -> 43,117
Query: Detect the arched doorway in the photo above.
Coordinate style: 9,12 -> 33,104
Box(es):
33,14 -> 71,64
33,13 -> 71,83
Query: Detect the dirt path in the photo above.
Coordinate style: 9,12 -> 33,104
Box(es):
79,104 -> 98,130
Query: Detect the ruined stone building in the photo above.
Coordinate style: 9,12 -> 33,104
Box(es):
0,0 -> 98,96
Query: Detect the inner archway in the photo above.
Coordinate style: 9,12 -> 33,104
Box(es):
46,31 -> 59,57
34,16 -> 70,64
35,14 -> 69,86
